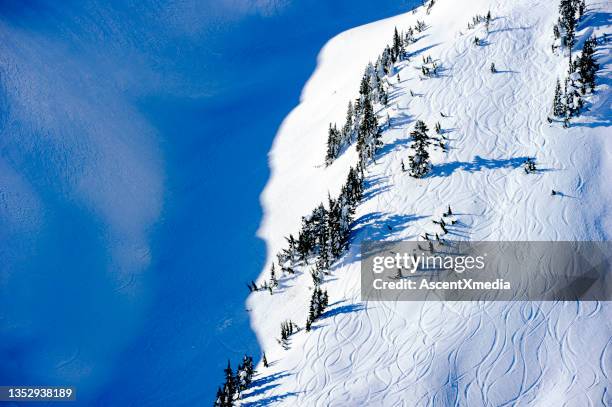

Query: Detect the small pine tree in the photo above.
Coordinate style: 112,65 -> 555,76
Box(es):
262,353 -> 269,368
524,158 -> 537,174
577,0 -> 586,18
490,62 -> 496,73
408,120 -> 432,178
222,361 -> 236,405
578,36 -> 598,93
325,123 -> 341,166
356,97 -> 382,169
552,78 -> 565,116
392,27 -> 403,61
415,20 -> 426,33
559,0 -> 577,49
269,263 -> 278,288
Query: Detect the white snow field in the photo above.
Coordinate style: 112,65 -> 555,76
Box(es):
246,0 -> 612,405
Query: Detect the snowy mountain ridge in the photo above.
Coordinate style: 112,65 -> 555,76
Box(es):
242,0 -> 611,405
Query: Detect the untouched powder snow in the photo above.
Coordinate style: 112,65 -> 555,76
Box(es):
246,0 -> 611,405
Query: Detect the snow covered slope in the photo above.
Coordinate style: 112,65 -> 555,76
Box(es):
246,0 -> 612,405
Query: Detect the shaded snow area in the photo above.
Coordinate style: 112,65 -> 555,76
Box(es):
245,0 -> 612,405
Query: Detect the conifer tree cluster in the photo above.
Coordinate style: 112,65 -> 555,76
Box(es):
552,35 -> 599,120
420,55 -> 440,78
356,84 -> 382,169
271,166 -> 363,290
296,168 -> 363,265
408,120 -> 432,178
554,0 -> 585,50
550,1 -> 599,121
305,286 -> 329,331
325,26 -> 420,165
415,20 -> 427,33
577,36 -> 598,93
280,320 -> 298,347
214,356 -> 255,407
524,158 -> 537,174
466,11 -> 491,30
426,0 -> 436,15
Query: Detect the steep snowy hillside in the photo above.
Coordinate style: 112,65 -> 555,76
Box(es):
243,0 -> 611,405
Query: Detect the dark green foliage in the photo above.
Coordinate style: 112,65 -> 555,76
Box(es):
325,123 -> 342,166
356,97 -> 382,169
269,263 -> 278,289
409,120 -> 432,178
306,286 -> 329,329
213,361 -> 237,407
262,353 -> 268,368
578,36 -> 598,93
392,27 -> 404,61
524,158 -> 537,174
553,79 -> 565,116
280,320 -> 297,343
236,355 -> 255,392
558,0 -> 576,48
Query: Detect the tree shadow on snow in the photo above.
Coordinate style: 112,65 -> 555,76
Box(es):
376,135 -> 411,160
351,212 -> 423,240
406,42 -> 441,60
320,301 -> 365,320
578,11 -> 611,31
431,155 -> 528,177
361,175 -> 391,202
488,25 -> 533,35
240,371 -> 299,406
493,69 -> 519,74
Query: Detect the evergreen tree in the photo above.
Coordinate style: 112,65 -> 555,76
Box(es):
524,158 -> 537,174
325,123 -> 341,166
404,27 -> 415,45
236,355 -> 254,393
577,0 -> 586,18
341,101 -> 355,144
564,77 -> 582,117
326,195 -> 342,259
214,387 -> 225,407
408,120 -> 432,178
277,234 -> 298,273
356,97 -> 382,169
392,27 -> 403,61
297,216 -> 316,261
280,320 -> 296,343
578,36 -> 598,93
553,23 -> 561,41
262,353 -> 269,368
553,78 -> 565,116
559,0 -> 577,49
312,204 -> 329,262
415,20 -> 426,33
221,361 -> 236,406
306,286 -> 330,329
269,263 -> 278,288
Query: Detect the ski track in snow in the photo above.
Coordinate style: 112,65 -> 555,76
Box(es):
246,0 -> 612,406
